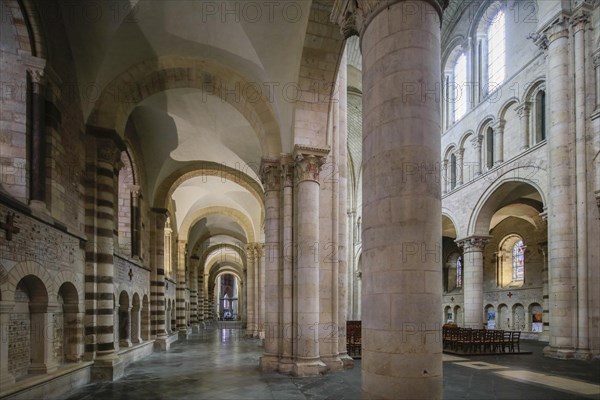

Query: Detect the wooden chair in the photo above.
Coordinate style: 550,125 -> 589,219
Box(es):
470,329 -> 483,353
502,330 -> 512,352
492,330 -> 504,353
483,329 -> 495,353
509,331 -> 521,353
457,328 -> 472,353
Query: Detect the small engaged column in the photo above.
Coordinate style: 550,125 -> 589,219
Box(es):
260,160 -> 281,370
190,255 -> 200,333
279,158 -> 295,372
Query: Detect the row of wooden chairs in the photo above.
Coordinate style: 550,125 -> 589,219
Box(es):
347,321 -> 362,358
443,327 -> 521,353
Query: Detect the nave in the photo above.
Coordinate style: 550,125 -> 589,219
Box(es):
64,327 -> 600,400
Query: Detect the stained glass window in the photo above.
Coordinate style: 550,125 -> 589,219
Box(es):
512,240 -> 524,281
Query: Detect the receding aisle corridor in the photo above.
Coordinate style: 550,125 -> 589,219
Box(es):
64,328 -> 600,400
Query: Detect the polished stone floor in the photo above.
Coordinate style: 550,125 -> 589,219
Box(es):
66,325 -> 600,400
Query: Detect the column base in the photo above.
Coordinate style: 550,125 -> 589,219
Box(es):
259,354 -> 279,371
28,363 -> 57,375
278,357 -> 294,374
178,328 -> 191,340
543,345 -> 575,359
575,349 -> 592,361
0,370 -> 15,390
119,340 -> 132,348
154,336 -> 170,352
191,323 -> 200,334
292,359 -> 327,377
320,356 -> 344,373
339,353 -> 355,369
29,200 -> 49,215
91,357 -> 124,381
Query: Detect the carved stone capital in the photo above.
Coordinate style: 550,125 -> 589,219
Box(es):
455,236 -> 491,252
331,0 -> 448,38
571,6 -> 592,33
22,55 -> 47,85
491,120 -> 505,132
255,243 -> 265,258
260,159 -> 281,192
151,208 -> 170,230
516,103 -> 531,118
293,145 -> 329,183
545,16 -> 570,43
527,32 -> 549,51
454,148 -> 464,159
87,125 -> 126,165
593,51 -> 600,68
281,162 -> 294,187
245,243 -> 257,259
471,134 -> 483,149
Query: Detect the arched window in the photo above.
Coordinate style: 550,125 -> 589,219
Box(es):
456,256 -> 462,289
486,127 -> 494,169
534,90 -> 546,143
487,10 -> 505,93
512,240 -> 525,282
453,53 -> 467,121
498,235 -> 525,287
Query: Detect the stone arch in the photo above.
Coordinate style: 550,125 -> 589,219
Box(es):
3,0 -> 47,58
198,243 -> 247,276
53,270 -> 83,307
57,281 -> 80,363
87,56 -> 282,158
3,261 -> 55,303
497,98 -> 520,121
442,209 -> 461,238
476,116 -> 496,137
497,303 -> 510,330
180,206 -> 256,243
458,130 -> 474,150
153,161 -> 264,212
443,144 -> 458,161
442,36 -> 467,70
453,305 -> 463,326
470,1 -> 504,37
522,79 -> 546,103
512,303 -> 526,331
468,179 -> 547,236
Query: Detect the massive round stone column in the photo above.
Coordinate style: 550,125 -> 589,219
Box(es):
293,145 -> 328,377
456,236 -> 489,329
85,130 -> 125,381
333,0 -> 446,397
536,17 -> 577,359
